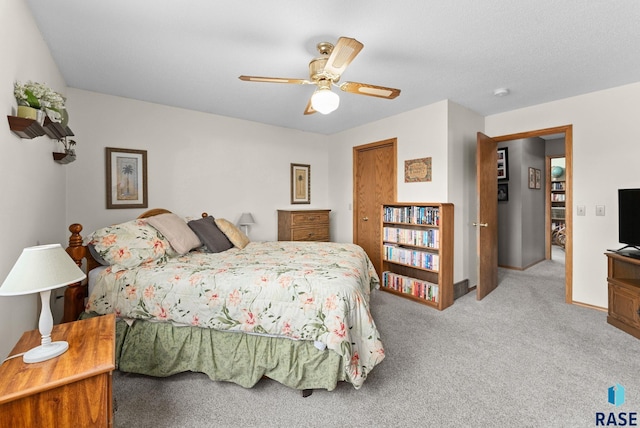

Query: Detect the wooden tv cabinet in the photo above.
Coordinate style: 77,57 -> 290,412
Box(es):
606,252 -> 640,340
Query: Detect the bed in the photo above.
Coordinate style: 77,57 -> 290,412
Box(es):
64,209 -> 384,394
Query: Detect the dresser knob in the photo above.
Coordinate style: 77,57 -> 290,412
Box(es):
363,217 -> 369,221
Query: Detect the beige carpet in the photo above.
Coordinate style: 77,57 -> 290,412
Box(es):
112,255 -> 640,427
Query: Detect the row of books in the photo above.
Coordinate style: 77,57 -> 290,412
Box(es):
383,244 -> 439,271
383,206 -> 440,226
551,181 -> 565,190
551,207 -> 565,219
382,271 -> 439,302
551,193 -> 566,202
383,227 -> 439,248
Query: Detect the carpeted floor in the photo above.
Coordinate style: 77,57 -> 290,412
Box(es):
112,251 -> 640,427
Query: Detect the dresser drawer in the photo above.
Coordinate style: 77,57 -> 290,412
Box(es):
291,227 -> 330,242
291,212 -> 329,227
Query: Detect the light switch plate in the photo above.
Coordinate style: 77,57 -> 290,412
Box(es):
596,205 -> 605,216
577,205 -> 586,216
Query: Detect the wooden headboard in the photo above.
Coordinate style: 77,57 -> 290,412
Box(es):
63,223 -> 99,323
62,209 -> 207,323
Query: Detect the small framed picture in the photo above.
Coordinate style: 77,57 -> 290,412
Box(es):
106,147 -> 148,209
498,183 -> 509,202
535,168 -> 542,189
528,167 -> 536,189
497,147 -> 509,181
291,163 -> 310,204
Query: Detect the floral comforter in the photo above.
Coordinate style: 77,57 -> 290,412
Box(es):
86,241 -> 384,388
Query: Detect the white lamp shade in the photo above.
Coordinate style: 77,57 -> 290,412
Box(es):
0,244 -> 86,296
311,88 -> 340,114
239,212 -> 255,226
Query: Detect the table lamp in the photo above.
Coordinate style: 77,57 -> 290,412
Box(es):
238,212 -> 255,237
0,244 -> 86,363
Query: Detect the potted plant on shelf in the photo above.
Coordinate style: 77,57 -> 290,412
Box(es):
14,81 -> 67,125
53,137 -> 77,164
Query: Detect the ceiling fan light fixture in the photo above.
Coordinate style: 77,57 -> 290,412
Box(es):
311,88 -> 340,114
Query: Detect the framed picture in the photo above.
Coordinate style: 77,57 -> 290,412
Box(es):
498,183 -> 509,202
106,147 -> 148,209
291,163 -> 310,204
497,147 -> 509,181
528,167 -> 536,189
404,157 -> 432,182
535,168 -> 542,189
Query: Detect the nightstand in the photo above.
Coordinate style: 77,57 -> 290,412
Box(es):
0,313 -> 115,427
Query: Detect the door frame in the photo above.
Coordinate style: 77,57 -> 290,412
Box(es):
489,125 -> 573,303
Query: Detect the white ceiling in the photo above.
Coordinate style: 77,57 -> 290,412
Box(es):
25,0 -> 640,135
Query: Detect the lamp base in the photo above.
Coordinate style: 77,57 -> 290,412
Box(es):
23,340 -> 69,363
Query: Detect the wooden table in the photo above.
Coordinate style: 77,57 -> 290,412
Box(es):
0,314 -> 116,427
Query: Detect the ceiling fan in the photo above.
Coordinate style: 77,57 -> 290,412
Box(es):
239,37 -> 401,115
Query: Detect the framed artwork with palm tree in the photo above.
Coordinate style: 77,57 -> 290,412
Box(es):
106,147 -> 148,209
290,163 -> 310,204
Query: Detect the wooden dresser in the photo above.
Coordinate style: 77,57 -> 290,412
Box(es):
606,252 -> 640,340
0,314 -> 116,427
277,209 -> 331,242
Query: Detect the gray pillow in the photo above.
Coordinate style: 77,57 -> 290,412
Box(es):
87,243 -> 109,266
187,217 -> 233,253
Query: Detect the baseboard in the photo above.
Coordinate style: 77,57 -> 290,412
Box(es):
499,258 -> 545,271
454,279 -> 470,299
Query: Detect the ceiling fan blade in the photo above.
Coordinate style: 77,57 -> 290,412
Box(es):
339,81 -> 401,99
239,75 -> 310,84
323,37 -> 363,78
304,97 -> 316,115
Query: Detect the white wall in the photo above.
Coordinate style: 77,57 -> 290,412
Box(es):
0,0 -> 69,359
65,89 -> 330,242
328,101 -> 449,244
328,100 -> 484,285
446,101 -> 485,287
486,82 -> 640,307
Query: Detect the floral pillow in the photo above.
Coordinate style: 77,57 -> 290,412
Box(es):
87,219 -> 178,272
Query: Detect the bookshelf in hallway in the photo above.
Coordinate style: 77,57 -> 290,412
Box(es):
381,203 -> 454,310
551,180 -> 566,246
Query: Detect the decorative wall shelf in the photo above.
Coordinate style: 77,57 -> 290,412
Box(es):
7,116 -> 73,140
6,116 -> 45,138
53,152 -> 76,164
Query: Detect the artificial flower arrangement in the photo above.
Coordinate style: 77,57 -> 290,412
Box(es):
14,80 -> 67,124
59,136 -> 76,155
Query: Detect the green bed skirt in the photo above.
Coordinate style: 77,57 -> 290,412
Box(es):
81,312 -> 345,391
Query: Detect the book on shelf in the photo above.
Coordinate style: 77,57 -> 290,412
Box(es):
382,271 -> 439,302
383,244 -> 439,270
383,206 -> 440,225
383,227 -> 439,248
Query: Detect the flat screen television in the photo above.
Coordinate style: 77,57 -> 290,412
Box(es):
617,188 -> 640,256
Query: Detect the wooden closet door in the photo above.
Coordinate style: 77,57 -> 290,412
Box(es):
353,139 -> 397,276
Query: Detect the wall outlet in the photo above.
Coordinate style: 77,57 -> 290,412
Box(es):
596,205 -> 605,216
577,205 -> 586,216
